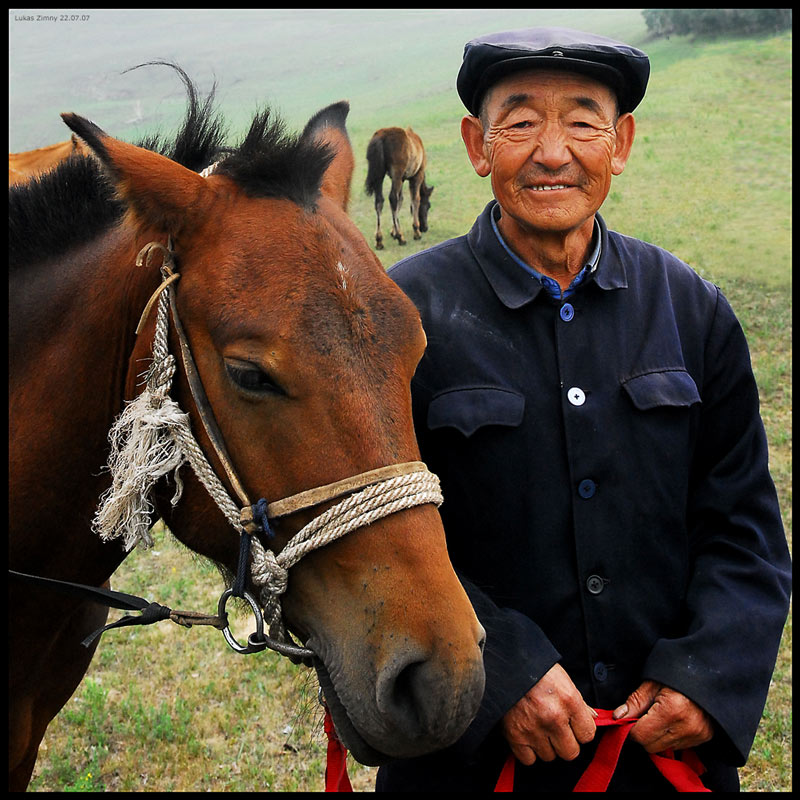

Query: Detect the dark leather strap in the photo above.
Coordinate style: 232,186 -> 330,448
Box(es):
9,569 -> 226,647
168,285 -> 252,508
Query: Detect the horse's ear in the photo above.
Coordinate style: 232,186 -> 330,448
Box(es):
61,113 -> 212,235
301,101 -> 354,211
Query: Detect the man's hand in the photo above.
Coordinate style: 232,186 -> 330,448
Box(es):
501,663 -> 597,765
613,680 -> 714,753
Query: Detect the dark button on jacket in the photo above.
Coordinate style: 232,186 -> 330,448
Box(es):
586,574 -> 606,595
377,202 -> 790,792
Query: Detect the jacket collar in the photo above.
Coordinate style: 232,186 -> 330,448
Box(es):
466,201 -> 627,308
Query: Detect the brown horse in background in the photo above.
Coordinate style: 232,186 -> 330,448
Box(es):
8,134 -> 89,184
9,70 -> 484,791
365,126 -> 433,249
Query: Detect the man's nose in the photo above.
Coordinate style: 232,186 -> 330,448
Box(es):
530,122 -> 572,171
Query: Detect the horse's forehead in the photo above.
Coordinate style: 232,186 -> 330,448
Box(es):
207,194 -> 347,263
182,213 -> 411,359
195,196 -> 373,292
174,189 -> 420,358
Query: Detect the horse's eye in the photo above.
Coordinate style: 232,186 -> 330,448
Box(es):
225,361 -> 285,396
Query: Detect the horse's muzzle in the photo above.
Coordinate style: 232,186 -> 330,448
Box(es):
315,624 -> 486,765
374,637 -> 486,749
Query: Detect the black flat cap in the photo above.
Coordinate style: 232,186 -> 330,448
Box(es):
457,27 -> 650,116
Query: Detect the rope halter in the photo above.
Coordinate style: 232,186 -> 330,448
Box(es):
93,239 -> 443,661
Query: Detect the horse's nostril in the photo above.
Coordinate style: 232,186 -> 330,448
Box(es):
391,660 -> 424,723
367,644 -> 485,756
376,653 -> 437,734
376,648 -> 482,744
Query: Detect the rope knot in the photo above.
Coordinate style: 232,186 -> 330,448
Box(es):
240,498 -> 275,538
250,545 -> 289,597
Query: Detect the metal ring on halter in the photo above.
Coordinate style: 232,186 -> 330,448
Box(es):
218,589 -> 268,654
217,589 -> 314,659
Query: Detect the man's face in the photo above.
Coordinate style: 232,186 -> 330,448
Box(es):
462,69 -> 635,238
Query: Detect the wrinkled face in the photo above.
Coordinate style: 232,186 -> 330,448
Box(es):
166,192 -> 485,764
462,69 -> 635,240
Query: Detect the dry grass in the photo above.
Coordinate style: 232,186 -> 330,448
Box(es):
28,532 -> 379,792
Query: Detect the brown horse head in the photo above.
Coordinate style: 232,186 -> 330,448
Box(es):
61,103 -> 485,764
419,180 -> 434,233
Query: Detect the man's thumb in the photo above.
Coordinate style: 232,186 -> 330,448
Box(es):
612,680 -> 661,720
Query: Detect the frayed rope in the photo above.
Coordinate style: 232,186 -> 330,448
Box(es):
92,385 -> 192,551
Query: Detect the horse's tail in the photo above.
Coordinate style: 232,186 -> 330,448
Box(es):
364,134 -> 385,197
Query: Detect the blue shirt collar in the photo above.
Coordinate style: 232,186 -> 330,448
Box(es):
490,202 -> 601,301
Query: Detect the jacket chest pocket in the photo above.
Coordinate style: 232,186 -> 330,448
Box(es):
619,369 -> 701,478
427,386 -> 525,437
621,369 -> 701,410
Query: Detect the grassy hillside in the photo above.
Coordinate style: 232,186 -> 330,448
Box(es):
10,9 -> 790,286
346,31 -> 792,293
14,10 -> 790,793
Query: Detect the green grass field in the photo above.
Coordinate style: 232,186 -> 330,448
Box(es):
20,11 -> 790,793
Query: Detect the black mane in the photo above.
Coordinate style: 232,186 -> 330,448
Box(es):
9,63 -> 334,267
9,156 -> 121,267
214,109 -> 333,207
126,62 -> 229,173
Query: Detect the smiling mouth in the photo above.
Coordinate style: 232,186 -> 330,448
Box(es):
528,184 -> 572,192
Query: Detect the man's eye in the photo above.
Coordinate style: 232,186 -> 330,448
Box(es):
511,120 -> 532,129
226,362 -> 285,396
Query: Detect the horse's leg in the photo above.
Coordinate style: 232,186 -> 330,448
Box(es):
389,176 -> 406,245
9,589 -> 109,790
408,173 -> 423,240
373,186 -> 385,250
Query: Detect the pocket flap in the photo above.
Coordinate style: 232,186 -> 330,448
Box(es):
622,370 -> 701,410
427,386 -> 525,437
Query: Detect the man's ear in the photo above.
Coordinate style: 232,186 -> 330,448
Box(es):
611,112 -> 636,176
460,115 -> 492,178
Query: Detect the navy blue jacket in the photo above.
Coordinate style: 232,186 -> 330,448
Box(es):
377,202 -> 790,792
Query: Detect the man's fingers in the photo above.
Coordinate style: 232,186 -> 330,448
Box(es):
539,709 -> 596,761
613,679 -> 662,719
629,710 -> 673,749
553,734 -> 581,762
571,706 -> 598,744
508,719 -> 588,763
534,737 -> 559,762
502,664 -> 597,764
510,742 -> 537,766
634,721 -> 704,754
628,686 -> 714,753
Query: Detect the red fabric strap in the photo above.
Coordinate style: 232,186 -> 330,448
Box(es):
324,706 -> 353,792
573,709 -> 638,791
324,706 -> 709,792
495,708 -> 709,792
495,752 -> 516,792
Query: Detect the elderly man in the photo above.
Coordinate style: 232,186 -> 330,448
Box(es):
376,28 -> 790,792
